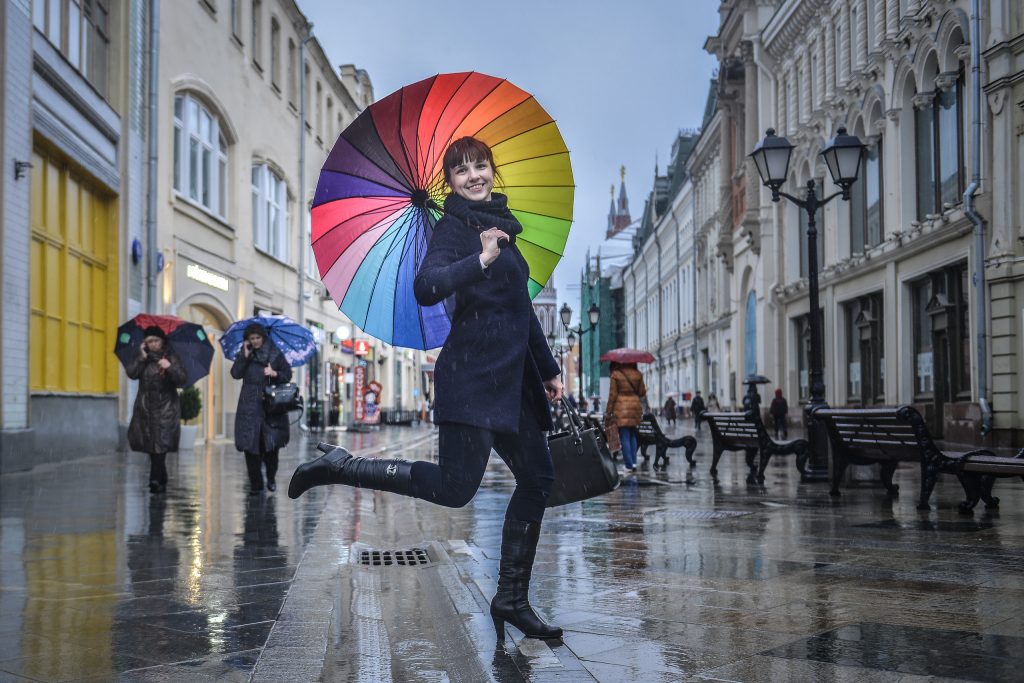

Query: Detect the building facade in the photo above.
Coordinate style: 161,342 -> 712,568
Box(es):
702,0 -> 1024,446
1,0 -> 147,472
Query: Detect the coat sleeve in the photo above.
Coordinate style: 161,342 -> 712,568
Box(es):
527,311 -> 560,381
273,354 -> 292,384
607,373 -> 619,415
230,353 -> 250,380
125,353 -> 146,380
413,221 -> 489,307
165,353 -> 188,388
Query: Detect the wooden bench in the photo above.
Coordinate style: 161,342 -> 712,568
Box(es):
702,411 -> 810,483
813,405 -> 1024,512
637,412 -> 697,471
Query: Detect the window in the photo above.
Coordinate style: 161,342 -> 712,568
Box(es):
844,293 -> 884,405
316,81 -> 324,141
794,310 -> 825,403
270,18 -> 281,89
252,164 -> 288,260
798,201 -> 824,278
850,136 -> 884,253
231,0 -> 241,41
251,0 -> 262,69
867,0 -> 877,50
916,72 -> 964,218
174,94 -> 228,218
34,0 -> 110,98
912,262 -> 971,402
288,39 -> 297,106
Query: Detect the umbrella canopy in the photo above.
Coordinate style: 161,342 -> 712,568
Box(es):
114,314 -> 214,387
599,348 -> 657,364
220,315 -> 317,367
312,71 -> 574,350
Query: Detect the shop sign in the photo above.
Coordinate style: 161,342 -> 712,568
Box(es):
186,264 -> 229,291
353,366 -> 366,422
354,340 -> 371,356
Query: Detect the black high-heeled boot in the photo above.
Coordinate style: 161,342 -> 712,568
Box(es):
490,519 -> 562,641
287,442 -> 415,499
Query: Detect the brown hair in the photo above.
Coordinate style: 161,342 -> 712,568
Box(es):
442,136 -> 503,188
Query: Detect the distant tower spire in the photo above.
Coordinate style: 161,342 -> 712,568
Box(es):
606,166 -> 631,238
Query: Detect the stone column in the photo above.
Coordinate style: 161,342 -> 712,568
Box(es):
0,0 -> 35,470
824,14 -> 836,99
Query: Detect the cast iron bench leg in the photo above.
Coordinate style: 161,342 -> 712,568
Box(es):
917,459 -> 940,511
757,448 -> 771,482
710,446 -> 724,478
829,451 -> 847,497
684,440 -> 696,468
880,462 -> 899,498
744,448 -> 758,482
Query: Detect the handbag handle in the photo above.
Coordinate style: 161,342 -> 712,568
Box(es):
558,397 -> 585,455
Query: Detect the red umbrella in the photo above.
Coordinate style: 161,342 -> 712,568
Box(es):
599,348 -> 656,364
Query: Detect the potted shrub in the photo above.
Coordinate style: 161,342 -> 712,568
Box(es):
178,385 -> 202,450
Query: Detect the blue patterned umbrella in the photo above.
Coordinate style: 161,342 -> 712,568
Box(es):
220,315 -> 317,367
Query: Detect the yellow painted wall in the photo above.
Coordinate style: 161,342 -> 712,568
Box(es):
30,140 -> 119,393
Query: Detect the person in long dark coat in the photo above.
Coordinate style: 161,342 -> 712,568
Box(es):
126,326 -> 187,493
231,323 -> 292,494
289,136 -> 564,642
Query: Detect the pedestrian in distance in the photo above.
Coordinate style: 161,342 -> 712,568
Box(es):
770,388 -> 789,439
663,395 -> 677,428
125,326 -> 187,494
289,136 -> 565,642
579,394 -> 588,413
690,390 -> 706,432
231,323 -> 292,495
708,393 -> 722,412
607,361 -> 647,473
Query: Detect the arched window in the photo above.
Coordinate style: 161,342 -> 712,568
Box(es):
252,163 -> 288,260
174,93 -> 228,218
745,291 -> 757,376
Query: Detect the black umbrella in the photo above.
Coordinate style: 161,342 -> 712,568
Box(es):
114,314 -> 214,387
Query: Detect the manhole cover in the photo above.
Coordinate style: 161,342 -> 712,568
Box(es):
650,509 -> 754,520
357,548 -> 432,567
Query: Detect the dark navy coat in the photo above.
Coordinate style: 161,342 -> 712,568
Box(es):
413,214 -> 560,434
231,343 -> 293,453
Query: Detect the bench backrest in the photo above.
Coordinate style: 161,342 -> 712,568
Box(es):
637,413 -> 664,441
814,406 -> 929,460
703,411 -> 761,446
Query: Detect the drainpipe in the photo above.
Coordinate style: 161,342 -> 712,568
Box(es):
963,0 -> 992,435
297,24 -> 314,403
145,0 -> 160,311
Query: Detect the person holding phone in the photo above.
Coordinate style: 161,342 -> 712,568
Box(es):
289,136 -> 564,641
231,323 -> 292,494
125,327 -> 187,493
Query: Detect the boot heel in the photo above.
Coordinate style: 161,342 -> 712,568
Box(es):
492,615 -> 505,640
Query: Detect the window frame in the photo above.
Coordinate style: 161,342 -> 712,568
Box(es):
251,163 -> 289,262
915,70 -> 965,219
850,135 -> 884,254
173,93 -> 229,220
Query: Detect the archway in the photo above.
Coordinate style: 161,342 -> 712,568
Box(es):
179,297 -> 233,442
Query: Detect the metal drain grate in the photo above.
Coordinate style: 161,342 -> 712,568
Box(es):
357,548 -> 432,567
651,509 -> 754,520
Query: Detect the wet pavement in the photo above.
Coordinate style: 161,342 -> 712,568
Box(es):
1,422 -> 1023,681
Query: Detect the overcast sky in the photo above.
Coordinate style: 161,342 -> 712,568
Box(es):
303,0 -> 720,321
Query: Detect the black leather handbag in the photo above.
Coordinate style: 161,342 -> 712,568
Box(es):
546,398 -> 620,507
264,382 -> 303,416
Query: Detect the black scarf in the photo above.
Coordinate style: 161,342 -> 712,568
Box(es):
252,340 -> 281,368
443,192 -> 523,242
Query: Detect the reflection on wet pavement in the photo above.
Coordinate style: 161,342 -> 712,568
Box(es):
2,424 -> 1024,681
0,428 -> 430,681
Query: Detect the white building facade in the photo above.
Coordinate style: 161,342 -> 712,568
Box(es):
704,0 -> 1024,445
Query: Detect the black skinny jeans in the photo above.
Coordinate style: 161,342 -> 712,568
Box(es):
408,404 -> 554,524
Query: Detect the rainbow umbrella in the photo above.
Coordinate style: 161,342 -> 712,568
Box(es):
312,72 -> 574,350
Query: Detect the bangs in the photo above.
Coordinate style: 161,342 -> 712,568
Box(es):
443,137 -> 493,171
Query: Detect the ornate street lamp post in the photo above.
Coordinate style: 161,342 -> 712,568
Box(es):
749,127 -> 864,481
560,302 -> 599,404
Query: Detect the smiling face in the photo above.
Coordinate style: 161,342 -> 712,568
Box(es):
447,156 -> 494,202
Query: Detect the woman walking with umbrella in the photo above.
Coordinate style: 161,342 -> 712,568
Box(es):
290,136 -> 565,641
231,322 -> 292,494
125,327 -> 188,493
607,361 -> 647,473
